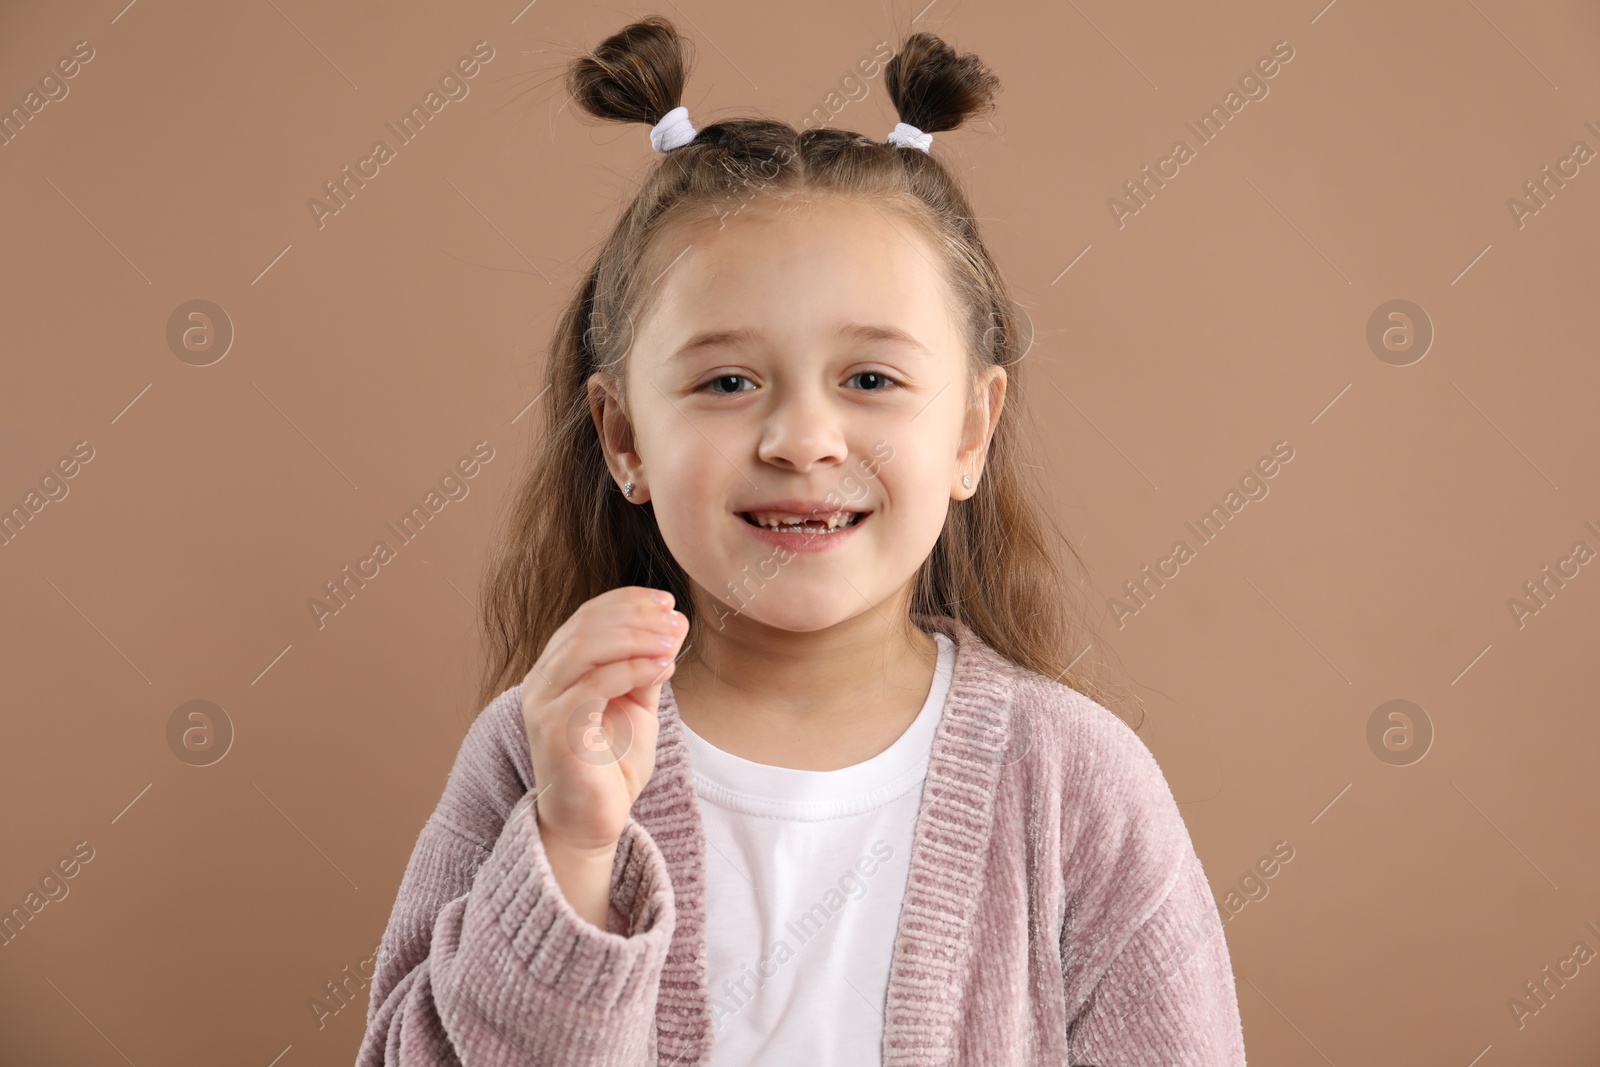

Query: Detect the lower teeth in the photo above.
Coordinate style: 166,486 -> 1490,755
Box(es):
749,516 -> 857,533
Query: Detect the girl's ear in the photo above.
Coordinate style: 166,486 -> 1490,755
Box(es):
588,372 -> 649,501
954,365 -> 1006,499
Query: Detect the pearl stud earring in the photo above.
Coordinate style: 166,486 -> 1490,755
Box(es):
962,474 -> 972,489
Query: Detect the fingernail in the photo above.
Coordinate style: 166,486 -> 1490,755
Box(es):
652,591 -> 672,607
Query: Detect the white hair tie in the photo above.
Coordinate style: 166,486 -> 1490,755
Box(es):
650,105 -> 698,152
886,121 -> 933,153
650,106 -> 930,154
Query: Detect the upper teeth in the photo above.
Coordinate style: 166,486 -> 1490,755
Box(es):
747,512 -> 856,529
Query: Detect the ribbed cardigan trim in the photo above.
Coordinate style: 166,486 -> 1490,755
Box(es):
632,612 -> 1014,1066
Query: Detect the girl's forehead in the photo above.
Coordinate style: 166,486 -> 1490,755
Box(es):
641,280 -> 961,368
645,201 -> 953,316
665,192 -> 931,258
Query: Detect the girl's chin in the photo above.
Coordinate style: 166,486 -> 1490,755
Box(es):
703,600 -> 869,635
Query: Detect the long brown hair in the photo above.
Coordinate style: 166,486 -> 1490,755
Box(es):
474,16 -> 1134,726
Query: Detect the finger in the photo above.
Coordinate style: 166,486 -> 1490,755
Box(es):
562,653 -> 678,713
542,656 -> 677,760
588,585 -> 676,618
527,652 -> 674,773
620,656 -> 680,720
528,591 -> 681,684
524,589 -> 680,687
532,619 -> 686,699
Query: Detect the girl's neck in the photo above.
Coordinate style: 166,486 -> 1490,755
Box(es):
669,609 -> 940,771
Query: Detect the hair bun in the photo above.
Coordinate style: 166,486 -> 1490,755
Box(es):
885,31 -> 1001,136
568,15 -> 691,127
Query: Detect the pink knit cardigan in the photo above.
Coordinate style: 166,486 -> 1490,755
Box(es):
357,614 -> 1247,1065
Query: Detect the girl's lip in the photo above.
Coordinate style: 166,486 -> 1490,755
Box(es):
736,510 -> 871,553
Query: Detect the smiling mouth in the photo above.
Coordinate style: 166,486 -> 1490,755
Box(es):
738,511 -> 868,533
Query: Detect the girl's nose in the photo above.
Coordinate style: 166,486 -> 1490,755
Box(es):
754,394 -> 849,472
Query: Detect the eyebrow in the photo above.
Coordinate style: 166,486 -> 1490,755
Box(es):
668,323 -> 931,362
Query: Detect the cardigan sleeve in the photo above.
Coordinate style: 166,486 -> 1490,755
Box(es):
1053,689 -> 1247,1066
355,692 -> 677,1065
1064,839 -> 1247,1066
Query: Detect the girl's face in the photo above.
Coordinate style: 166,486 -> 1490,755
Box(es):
591,193 -> 1005,634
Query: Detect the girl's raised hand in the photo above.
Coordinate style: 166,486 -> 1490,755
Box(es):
520,586 -> 687,858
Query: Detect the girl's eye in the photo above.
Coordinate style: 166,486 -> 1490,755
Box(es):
848,371 -> 901,392
699,374 -> 752,395
694,371 -> 903,394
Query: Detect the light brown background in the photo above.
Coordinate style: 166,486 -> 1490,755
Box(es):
3,0 -> 1598,1063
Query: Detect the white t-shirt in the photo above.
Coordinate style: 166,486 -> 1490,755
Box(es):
677,630 -> 956,1066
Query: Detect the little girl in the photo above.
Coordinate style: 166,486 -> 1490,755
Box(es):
358,16 -> 1245,1067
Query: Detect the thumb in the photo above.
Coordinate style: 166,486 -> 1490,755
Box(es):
626,657 -> 676,718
